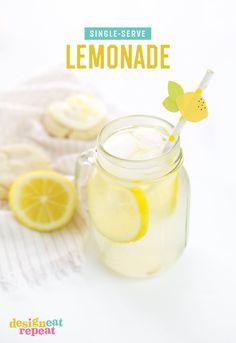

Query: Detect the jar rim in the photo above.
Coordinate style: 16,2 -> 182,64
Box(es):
96,115 -> 183,180
97,114 -> 180,164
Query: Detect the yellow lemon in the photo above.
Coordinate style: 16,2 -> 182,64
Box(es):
88,169 -> 149,243
176,92 -> 208,122
9,170 -> 76,232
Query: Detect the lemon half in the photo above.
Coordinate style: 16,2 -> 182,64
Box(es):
88,170 -> 149,243
9,170 -> 76,232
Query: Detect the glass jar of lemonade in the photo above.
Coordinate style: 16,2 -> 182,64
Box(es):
76,115 -> 190,278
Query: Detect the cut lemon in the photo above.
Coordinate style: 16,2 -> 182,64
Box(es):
9,170 -> 76,232
88,170 -> 149,243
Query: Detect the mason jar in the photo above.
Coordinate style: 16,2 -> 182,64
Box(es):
76,115 -> 190,278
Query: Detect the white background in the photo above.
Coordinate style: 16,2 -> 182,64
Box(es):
0,0 -> 236,342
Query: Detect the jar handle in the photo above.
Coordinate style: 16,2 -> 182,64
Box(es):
75,148 -> 96,223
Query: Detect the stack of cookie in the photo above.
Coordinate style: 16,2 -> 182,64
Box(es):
0,144 -> 52,200
43,94 -> 108,140
0,93 -> 108,201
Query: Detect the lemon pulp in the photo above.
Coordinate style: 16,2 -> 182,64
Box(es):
9,170 -> 76,232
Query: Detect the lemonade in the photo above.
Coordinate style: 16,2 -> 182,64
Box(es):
79,115 -> 190,277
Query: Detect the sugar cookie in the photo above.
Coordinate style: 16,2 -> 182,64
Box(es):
43,94 -> 107,140
0,144 -> 52,200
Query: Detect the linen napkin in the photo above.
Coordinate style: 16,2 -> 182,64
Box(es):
0,69 -> 111,290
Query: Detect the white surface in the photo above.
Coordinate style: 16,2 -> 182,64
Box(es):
0,0 -> 236,342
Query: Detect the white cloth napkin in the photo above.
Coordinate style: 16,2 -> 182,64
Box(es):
0,69 -> 111,290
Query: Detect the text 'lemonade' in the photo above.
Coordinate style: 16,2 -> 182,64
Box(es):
86,116 -> 190,277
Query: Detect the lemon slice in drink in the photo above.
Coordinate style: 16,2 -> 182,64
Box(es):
88,170 -> 149,243
9,171 -> 76,232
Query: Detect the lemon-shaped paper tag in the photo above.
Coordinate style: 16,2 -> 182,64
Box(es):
162,81 -> 208,122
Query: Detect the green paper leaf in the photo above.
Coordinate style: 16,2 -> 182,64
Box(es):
168,81 -> 184,101
162,96 -> 179,112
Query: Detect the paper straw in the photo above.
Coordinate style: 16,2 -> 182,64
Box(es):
162,69 -> 214,153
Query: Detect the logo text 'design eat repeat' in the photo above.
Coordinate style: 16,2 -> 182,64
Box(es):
9,317 -> 63,336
